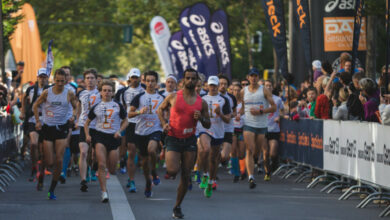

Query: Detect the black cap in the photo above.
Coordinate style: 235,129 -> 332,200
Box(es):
248,68 -> 260,76
17,61 -> 25,66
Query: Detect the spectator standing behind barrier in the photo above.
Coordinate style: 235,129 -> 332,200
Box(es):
0,84 -> 8,117
379,94 -> 390,125
314,76 -> 331,119
332,87 -> 349,120
359,78 -> 380,122
312,60 -> 322,82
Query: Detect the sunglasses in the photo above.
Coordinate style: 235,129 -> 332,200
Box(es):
241,83 -> 249,86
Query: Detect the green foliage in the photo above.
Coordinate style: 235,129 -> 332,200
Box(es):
3,0 -> 25,40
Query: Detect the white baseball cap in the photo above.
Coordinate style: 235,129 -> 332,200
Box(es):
312,60 -> 322,69
127,68 -> 141,79
37,68 -> 48,77
207,76 -> 219,86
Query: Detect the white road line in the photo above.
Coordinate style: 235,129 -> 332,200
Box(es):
107,175 -> 136,220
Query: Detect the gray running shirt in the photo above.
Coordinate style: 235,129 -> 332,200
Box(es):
243,86 -> 269,128
42,87 -> 70,126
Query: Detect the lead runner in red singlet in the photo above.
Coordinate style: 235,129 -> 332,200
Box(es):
157,68 -> 211,219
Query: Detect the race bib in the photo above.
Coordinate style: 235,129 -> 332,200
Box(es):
102,122 -> 111,129
146,121 -> 155,127
183,128 -> 193,135
47,111 -> 54,117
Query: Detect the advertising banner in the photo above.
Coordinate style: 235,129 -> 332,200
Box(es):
350,0 -> 364,72
150,16 -> 173,78
188,3 -> 219,77
168,31 -> 188,79
279,119 -> 323,168
261,0 -> 289,79
323,120 -> 390,188
210,9 -> 232,79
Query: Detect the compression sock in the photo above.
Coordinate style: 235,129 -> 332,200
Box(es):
49,180 -> 58,192
62,147 -> 71,176
231,157 -> 240,176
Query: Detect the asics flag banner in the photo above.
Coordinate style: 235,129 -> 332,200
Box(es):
210,9 -> 232,79
168,31 -> 188,79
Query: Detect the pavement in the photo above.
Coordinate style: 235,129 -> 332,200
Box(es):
0,165 -> 386,220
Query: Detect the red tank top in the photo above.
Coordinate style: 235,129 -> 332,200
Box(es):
168,90 -> 202,138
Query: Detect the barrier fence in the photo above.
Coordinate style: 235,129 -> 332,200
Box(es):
0,116 -> 24,192
278,118 -> 390,217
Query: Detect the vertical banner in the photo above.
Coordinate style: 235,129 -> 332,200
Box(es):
385,0 -> 390,93
351,0 -> 364,73
168,31 -> 188,79
150,16 -> 173,78
292,0 -> 312,82
261,0 -> 289,79
210,9 -> 232,79
45,40 -> 54,77
180,7 -> 203,74
188,3 -> 219,77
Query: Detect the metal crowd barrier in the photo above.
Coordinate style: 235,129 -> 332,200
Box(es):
275,118 -> 390,218
0,116 -> 24,192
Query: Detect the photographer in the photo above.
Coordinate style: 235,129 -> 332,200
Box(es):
12,61 -> 24,88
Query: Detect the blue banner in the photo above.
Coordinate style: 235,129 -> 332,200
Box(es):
351,0 -> 364,73
210,9 -> 232,79
261,0 -> 289,80
188,3 -> 219,77
279,119 -> 323,169
168,31 -> 188,79
45,39 -> 54,77
292,0 -> 312,81
180,7 -> 203,73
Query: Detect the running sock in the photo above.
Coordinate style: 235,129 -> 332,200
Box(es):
61,147 -> 71,176
231,157 -> 240,176
248,175 -> 254,180
49,180 -> 58,192
239,159 -> 246,174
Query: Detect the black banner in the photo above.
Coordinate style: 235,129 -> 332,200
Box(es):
261,0 -> 289,79
292,0 -> 312,82
351,0 -> 364,73
279,118 -> 324,169
386,0 -> 390,93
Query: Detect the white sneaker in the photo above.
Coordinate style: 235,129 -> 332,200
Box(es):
101,191 -> 109,203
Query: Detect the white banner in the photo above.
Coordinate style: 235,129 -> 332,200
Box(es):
323,120 -> 390,188
150,16 -> 173,78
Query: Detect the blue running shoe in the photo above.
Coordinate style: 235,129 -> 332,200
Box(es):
48,191 -> 56,200
126,178 -> 131,188
152,176 -> 160,186
144,187 -> 152,198
128,181 -> 136,193
120,167 -> 127,174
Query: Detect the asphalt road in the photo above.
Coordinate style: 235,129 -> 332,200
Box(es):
0,165 -> 385,220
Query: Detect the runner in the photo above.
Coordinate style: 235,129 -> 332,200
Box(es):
218,74 -> 237,176
84,79 -> 128,202
77,69 -> 101,192
198,76 -> 231,196
159,74 -> 177,97
240,68 -> 276,189
129,71 -> 164,197
20,68 -> 49,182
59,66 -> 78,183
121,68 -> 144,192
32,68 -> 78,199
264,80 -> 284,173
231,83 -> 246,182
157,68 -> 210,219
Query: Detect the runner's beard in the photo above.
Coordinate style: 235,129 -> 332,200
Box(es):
185,83 -> 196,90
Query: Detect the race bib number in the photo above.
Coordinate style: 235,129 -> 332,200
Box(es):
47,111 -> 54,117
146,121 -> 155,127
183,128 -> 193,135
102,122 -> 111,129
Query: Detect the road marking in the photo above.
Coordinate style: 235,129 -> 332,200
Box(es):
147,198 -> 172,201
107,175 -> 136,220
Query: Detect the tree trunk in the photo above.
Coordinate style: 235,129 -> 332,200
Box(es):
366,15 -> 377,79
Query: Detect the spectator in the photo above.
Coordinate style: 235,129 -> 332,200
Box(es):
12,61 -> 24,88
283,85 -> 298,114
284,101 -> 299,121
339,72 -> 352,87
314,76 -> 331,119
346,73 -> 364,120
321,60 -> 333,76
359,78 -> 380,122
339,60 -> 359,74
312,60 -> 322,82
298,86 -> 317,119
379,94 -> 390,125
0,84 -> 8,116
332,87 -> 349,120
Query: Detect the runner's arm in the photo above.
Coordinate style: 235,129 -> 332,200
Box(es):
263,88 -> 276,114
32,90 -> 47,123
68,91 -> 78,120
157,93 -> 175,129
199,100 -> 211,129
239,89 -> 245,115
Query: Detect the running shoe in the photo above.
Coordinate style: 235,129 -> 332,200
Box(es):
264,174 -> 271,181
44,169 -> 52,175
67,167 -> 72,177
212,182 -> 218,190
128,181 -> 137,193
199,176 -> 209,189
144,183 -> 152,198
152,176 -> 160,186
48,191 -> 56,200
249,178 -> 256,189
80,180 -> 88,192
193,171 -> 201,184
120,167 -> 127,174
59,174 -> 66,184
101,191 -> 109,203
126,178 -> 131,188
172,206 -> 184,219
233,176 -> 240,183
204,184 -> 212,198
